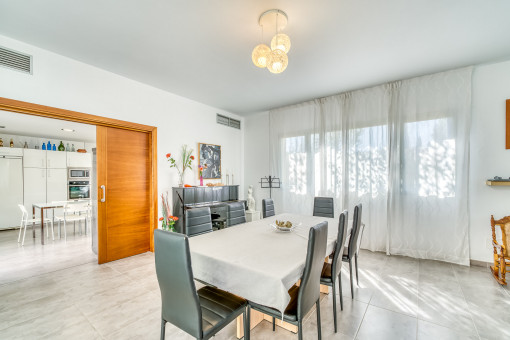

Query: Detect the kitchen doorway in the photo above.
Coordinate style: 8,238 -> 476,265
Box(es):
0,97 -> 157,278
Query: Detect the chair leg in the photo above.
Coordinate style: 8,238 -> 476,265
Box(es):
332,281 -> 337,333
338,273 -> 344,311
355,253 -> 359,286
316,300 -> 322,340
21,221 -> 27,246
160,319 -> 166,340
245,306 -> 250,340
272,316 -> 275,331
298,321 -> 303,340
50,221 -> 54,241
349,258 -> 354,298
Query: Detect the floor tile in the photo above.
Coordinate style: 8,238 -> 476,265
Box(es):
356,305 -> 417,340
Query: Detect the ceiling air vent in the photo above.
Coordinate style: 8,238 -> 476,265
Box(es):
0,46 -> 32,74
216,114 -> 241,130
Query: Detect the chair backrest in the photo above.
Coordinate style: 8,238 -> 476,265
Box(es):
154,229 -> 202,338
297,221 -> 328,319
64,202 -> 89,214
18,204 -> 28,217
331,210 -> 348,279
185,207 -> 213,237
228,202 -> 246,226
347,204 -> 363,259
313,197 -> 334,218
262,198 -> 275,218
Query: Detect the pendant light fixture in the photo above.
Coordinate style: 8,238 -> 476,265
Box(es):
252,9 -> 290,74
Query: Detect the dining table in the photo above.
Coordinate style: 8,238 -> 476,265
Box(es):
32,202 -> 65,245
188,213 -> 351,337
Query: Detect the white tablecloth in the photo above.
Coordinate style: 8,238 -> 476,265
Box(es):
188,213 -> 340,314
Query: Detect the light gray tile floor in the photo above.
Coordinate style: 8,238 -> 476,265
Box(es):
1,240 -> 510,339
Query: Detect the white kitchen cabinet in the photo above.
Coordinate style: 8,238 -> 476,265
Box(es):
23,167 -> 47,215
67,152 -> 92,168
23,149 -> 46,168
46,151 -> 67,169
46,168 -> 68,202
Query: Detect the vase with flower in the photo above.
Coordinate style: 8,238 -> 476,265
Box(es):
160,193 -> 179,232
166,145 -> 195,187
199,165 -> 204,186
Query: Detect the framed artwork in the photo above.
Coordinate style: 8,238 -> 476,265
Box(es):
198,143 -> 221,179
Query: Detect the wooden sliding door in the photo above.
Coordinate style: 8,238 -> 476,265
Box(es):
96,126 -> 151,263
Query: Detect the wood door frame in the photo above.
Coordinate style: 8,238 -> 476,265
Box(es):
0,97 -> 158,260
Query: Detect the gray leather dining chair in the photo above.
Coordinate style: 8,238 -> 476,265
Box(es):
247,221 -> 328,340
313,197 -> 334,218
320,210 -> 348,333
227,202 -> 246,226
343,203 -> 363,298
262,198 -> 275,218
185,207 -> 213,237
154,229 -> 249,340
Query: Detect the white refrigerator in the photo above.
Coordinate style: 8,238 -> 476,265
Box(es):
0,155 -> 24,230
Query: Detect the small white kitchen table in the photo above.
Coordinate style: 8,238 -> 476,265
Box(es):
189,213 -> 350,337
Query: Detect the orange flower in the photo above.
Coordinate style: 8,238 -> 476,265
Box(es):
166,153 -> 171,158
172,216 -> 179,221
190,155 -> 194,160
159,217 -> 164,221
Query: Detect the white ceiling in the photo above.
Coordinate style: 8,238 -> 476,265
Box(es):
0,110 -> 96,142
1,1 -> 510,115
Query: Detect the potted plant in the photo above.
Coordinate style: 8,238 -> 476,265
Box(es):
166,145 -> 194,187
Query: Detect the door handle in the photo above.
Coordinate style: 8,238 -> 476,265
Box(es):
100,185 -> 106,202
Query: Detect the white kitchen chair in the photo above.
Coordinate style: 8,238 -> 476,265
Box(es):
54,202 -> 89,240
17,204 -> 54,246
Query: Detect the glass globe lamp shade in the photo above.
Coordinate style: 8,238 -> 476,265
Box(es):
252,44 -> 272,68
267,49 -> 288,74
271,33 -> 291,53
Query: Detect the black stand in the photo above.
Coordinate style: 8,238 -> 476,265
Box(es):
259,176 -> 281,198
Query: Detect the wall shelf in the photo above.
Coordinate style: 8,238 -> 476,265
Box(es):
486,180 -> 510,186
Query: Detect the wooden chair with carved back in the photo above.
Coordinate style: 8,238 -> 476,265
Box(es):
490,215 -> 510,285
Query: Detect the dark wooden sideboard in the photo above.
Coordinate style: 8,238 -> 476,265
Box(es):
172,185 -> 245,234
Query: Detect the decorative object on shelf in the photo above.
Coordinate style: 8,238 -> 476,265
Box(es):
198,143 -> 221,179
251,9 -> 290,74
52,144 -> 56,151
46,141 -> 51,150
71,144 -> 75,152
9,138 -> 14,148
160,193 -> 178,232
58,141 -> 65,151
23,141 -> 28,149
77,149 -> 87,153
42,142 -> 46,150
167,145 -> 195,187
0,138 -> 3,147
247,185 -> 256,212
198,164 -> 205,186
260,175 -> 281,198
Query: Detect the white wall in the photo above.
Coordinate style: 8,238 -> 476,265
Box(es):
244,60 -> 510,262
0,34 -> 244,215
244,112 -> 270,212
470,60 -> 510,262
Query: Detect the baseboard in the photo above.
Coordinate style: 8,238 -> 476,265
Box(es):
470,259 -> 491,268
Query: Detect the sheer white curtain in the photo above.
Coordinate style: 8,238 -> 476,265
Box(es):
269,67 -> 472,265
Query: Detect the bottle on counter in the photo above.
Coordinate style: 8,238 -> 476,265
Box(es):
52,144 -> 56,151
71,144 -> 75,152
23,141 -> 28,149
42,142 -> 46,150
66,143 -> 70,151
9,139 -> 14,148
46,141 -> 51,150
0,138 -> 3,147
58,141 -> 65,151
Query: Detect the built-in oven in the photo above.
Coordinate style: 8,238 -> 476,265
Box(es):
68,168 -> 90,180
68,180 -> 91,200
